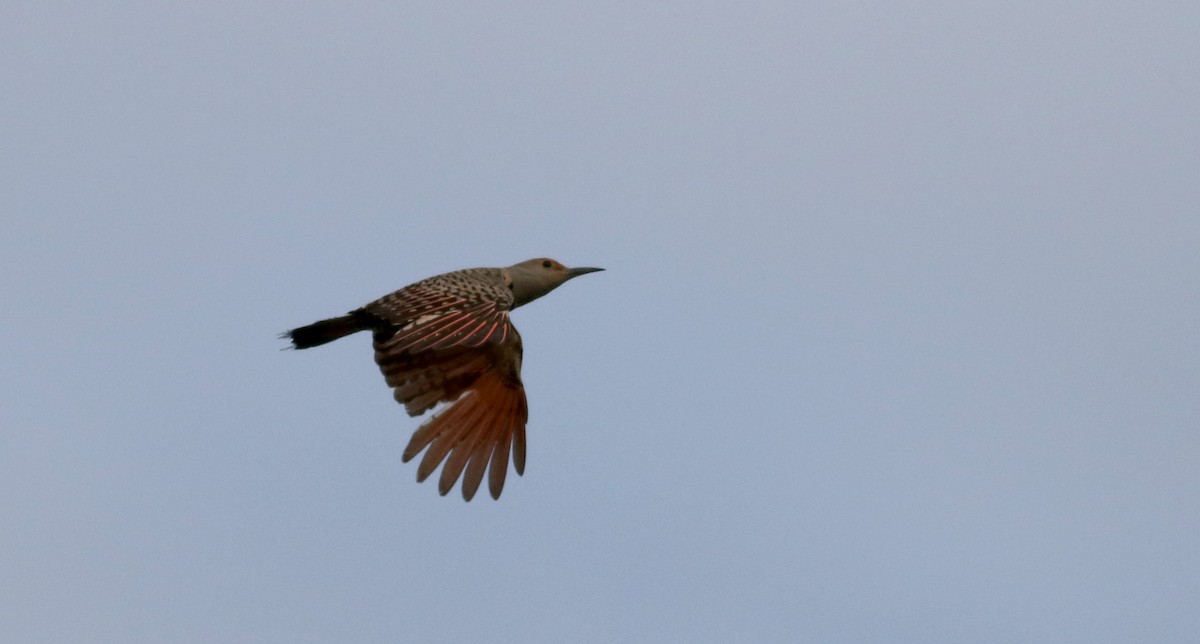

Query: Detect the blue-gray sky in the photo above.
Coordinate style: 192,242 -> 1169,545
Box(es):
3,2 -> 1198,642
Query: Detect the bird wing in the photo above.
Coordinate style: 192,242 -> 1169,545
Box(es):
377,337 -> 528,501
405,368 -> 528,501
364,281 -> 516,355
378,300 -> 514,354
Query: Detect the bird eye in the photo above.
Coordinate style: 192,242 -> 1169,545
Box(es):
542,260 -> 552,268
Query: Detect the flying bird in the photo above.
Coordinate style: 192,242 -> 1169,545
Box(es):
284,258 -> 603,500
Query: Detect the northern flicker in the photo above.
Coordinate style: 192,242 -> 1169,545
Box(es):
284,258 -> 603,501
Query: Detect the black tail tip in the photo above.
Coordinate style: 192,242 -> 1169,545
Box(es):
282,314 -> 362,350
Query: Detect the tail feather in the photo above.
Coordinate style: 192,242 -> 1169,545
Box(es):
285,314 -> 365,349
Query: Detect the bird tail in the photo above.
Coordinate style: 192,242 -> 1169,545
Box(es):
284,313 -> 366,349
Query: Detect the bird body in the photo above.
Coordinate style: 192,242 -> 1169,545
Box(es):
285,258 -> 602,500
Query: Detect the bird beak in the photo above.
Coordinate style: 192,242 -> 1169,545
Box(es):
566,266 -> 605,279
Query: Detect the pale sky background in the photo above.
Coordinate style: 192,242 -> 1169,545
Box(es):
2,2 -> 1198,643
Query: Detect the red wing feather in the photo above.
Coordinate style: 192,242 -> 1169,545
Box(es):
403,369 -> 528,500
379,301 -> 513,355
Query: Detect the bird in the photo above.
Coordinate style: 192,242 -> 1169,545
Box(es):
284,258 -> 603,501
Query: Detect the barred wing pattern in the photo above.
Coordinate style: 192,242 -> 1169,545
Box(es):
365,270 -> 527,500
363,272 -> 516,355
377,299 -> 514,354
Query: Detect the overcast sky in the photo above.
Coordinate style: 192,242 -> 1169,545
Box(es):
3,2 -> 1198,642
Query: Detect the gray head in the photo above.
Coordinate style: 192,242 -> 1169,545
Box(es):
505,258 -> 604,308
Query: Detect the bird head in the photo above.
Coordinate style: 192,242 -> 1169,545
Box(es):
506,258 -> 604,307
